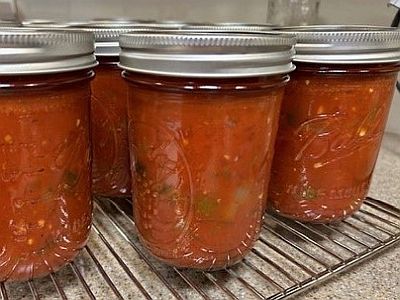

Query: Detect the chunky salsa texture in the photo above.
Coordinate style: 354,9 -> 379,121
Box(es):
124,72 -> 287,270
91,58 -> 131,197
0,71 -> 93,282
269,63 -> 400,223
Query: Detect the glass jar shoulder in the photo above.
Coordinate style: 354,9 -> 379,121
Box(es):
0,70 -> 94,90
122,71 -> 290,93
293,62 -> 400,75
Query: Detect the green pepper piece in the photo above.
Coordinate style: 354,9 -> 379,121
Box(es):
196,195 -> 218,218
301,185 -> 318,200
158,184 -> 174,195
63,170 -> 78,188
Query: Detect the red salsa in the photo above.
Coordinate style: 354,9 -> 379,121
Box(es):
0,71 -> 93,281
269,63 -> 400,223
91,57 -> 131,197
124,73 -> 288,269
0,29 -> 96,281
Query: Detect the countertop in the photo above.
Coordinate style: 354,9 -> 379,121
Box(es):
297,132 -> 400,300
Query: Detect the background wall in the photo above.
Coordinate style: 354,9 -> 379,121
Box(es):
10,0 -> 400,134
14,0 -> 398,24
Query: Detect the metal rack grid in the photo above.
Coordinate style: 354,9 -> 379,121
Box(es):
1,196 -> 400,300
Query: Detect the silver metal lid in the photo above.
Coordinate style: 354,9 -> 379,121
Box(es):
119,31 -> 295,78
70,22 -> 139,56
274,25 -> 400,64
22,20 -> 66,27
182,22 -> 275,32
155,20 -> 193,26
22,22 -> 86,28
0,29 -> 97,75
71,22 -> 188,56
91,18 -> 157,24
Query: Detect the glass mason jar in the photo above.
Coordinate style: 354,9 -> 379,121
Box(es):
0,30 -> 97,282
73,22 -> 186,198
119,32 -> 295,270
267,0 -> 320,26
269,26 -> 400,223
71,23 -> 138,198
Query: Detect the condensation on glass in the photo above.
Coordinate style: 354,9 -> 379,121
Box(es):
0,29 -> 97,282
119,32 -> 295,270
269,26 -> 400,223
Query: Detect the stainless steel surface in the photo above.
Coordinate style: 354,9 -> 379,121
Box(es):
2,196 -> 399,299
0,29 -> 97,74
119,32 -> 296,78
273,25 -> 400,64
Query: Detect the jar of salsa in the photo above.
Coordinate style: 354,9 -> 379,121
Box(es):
269,26 -> 400,223
0,30 -> 97,282
70,23 -> 140,198
74,22 -> 186,198
119,32 -> 295,270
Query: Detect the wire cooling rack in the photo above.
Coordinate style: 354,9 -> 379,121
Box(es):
1,196 -> 400,300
